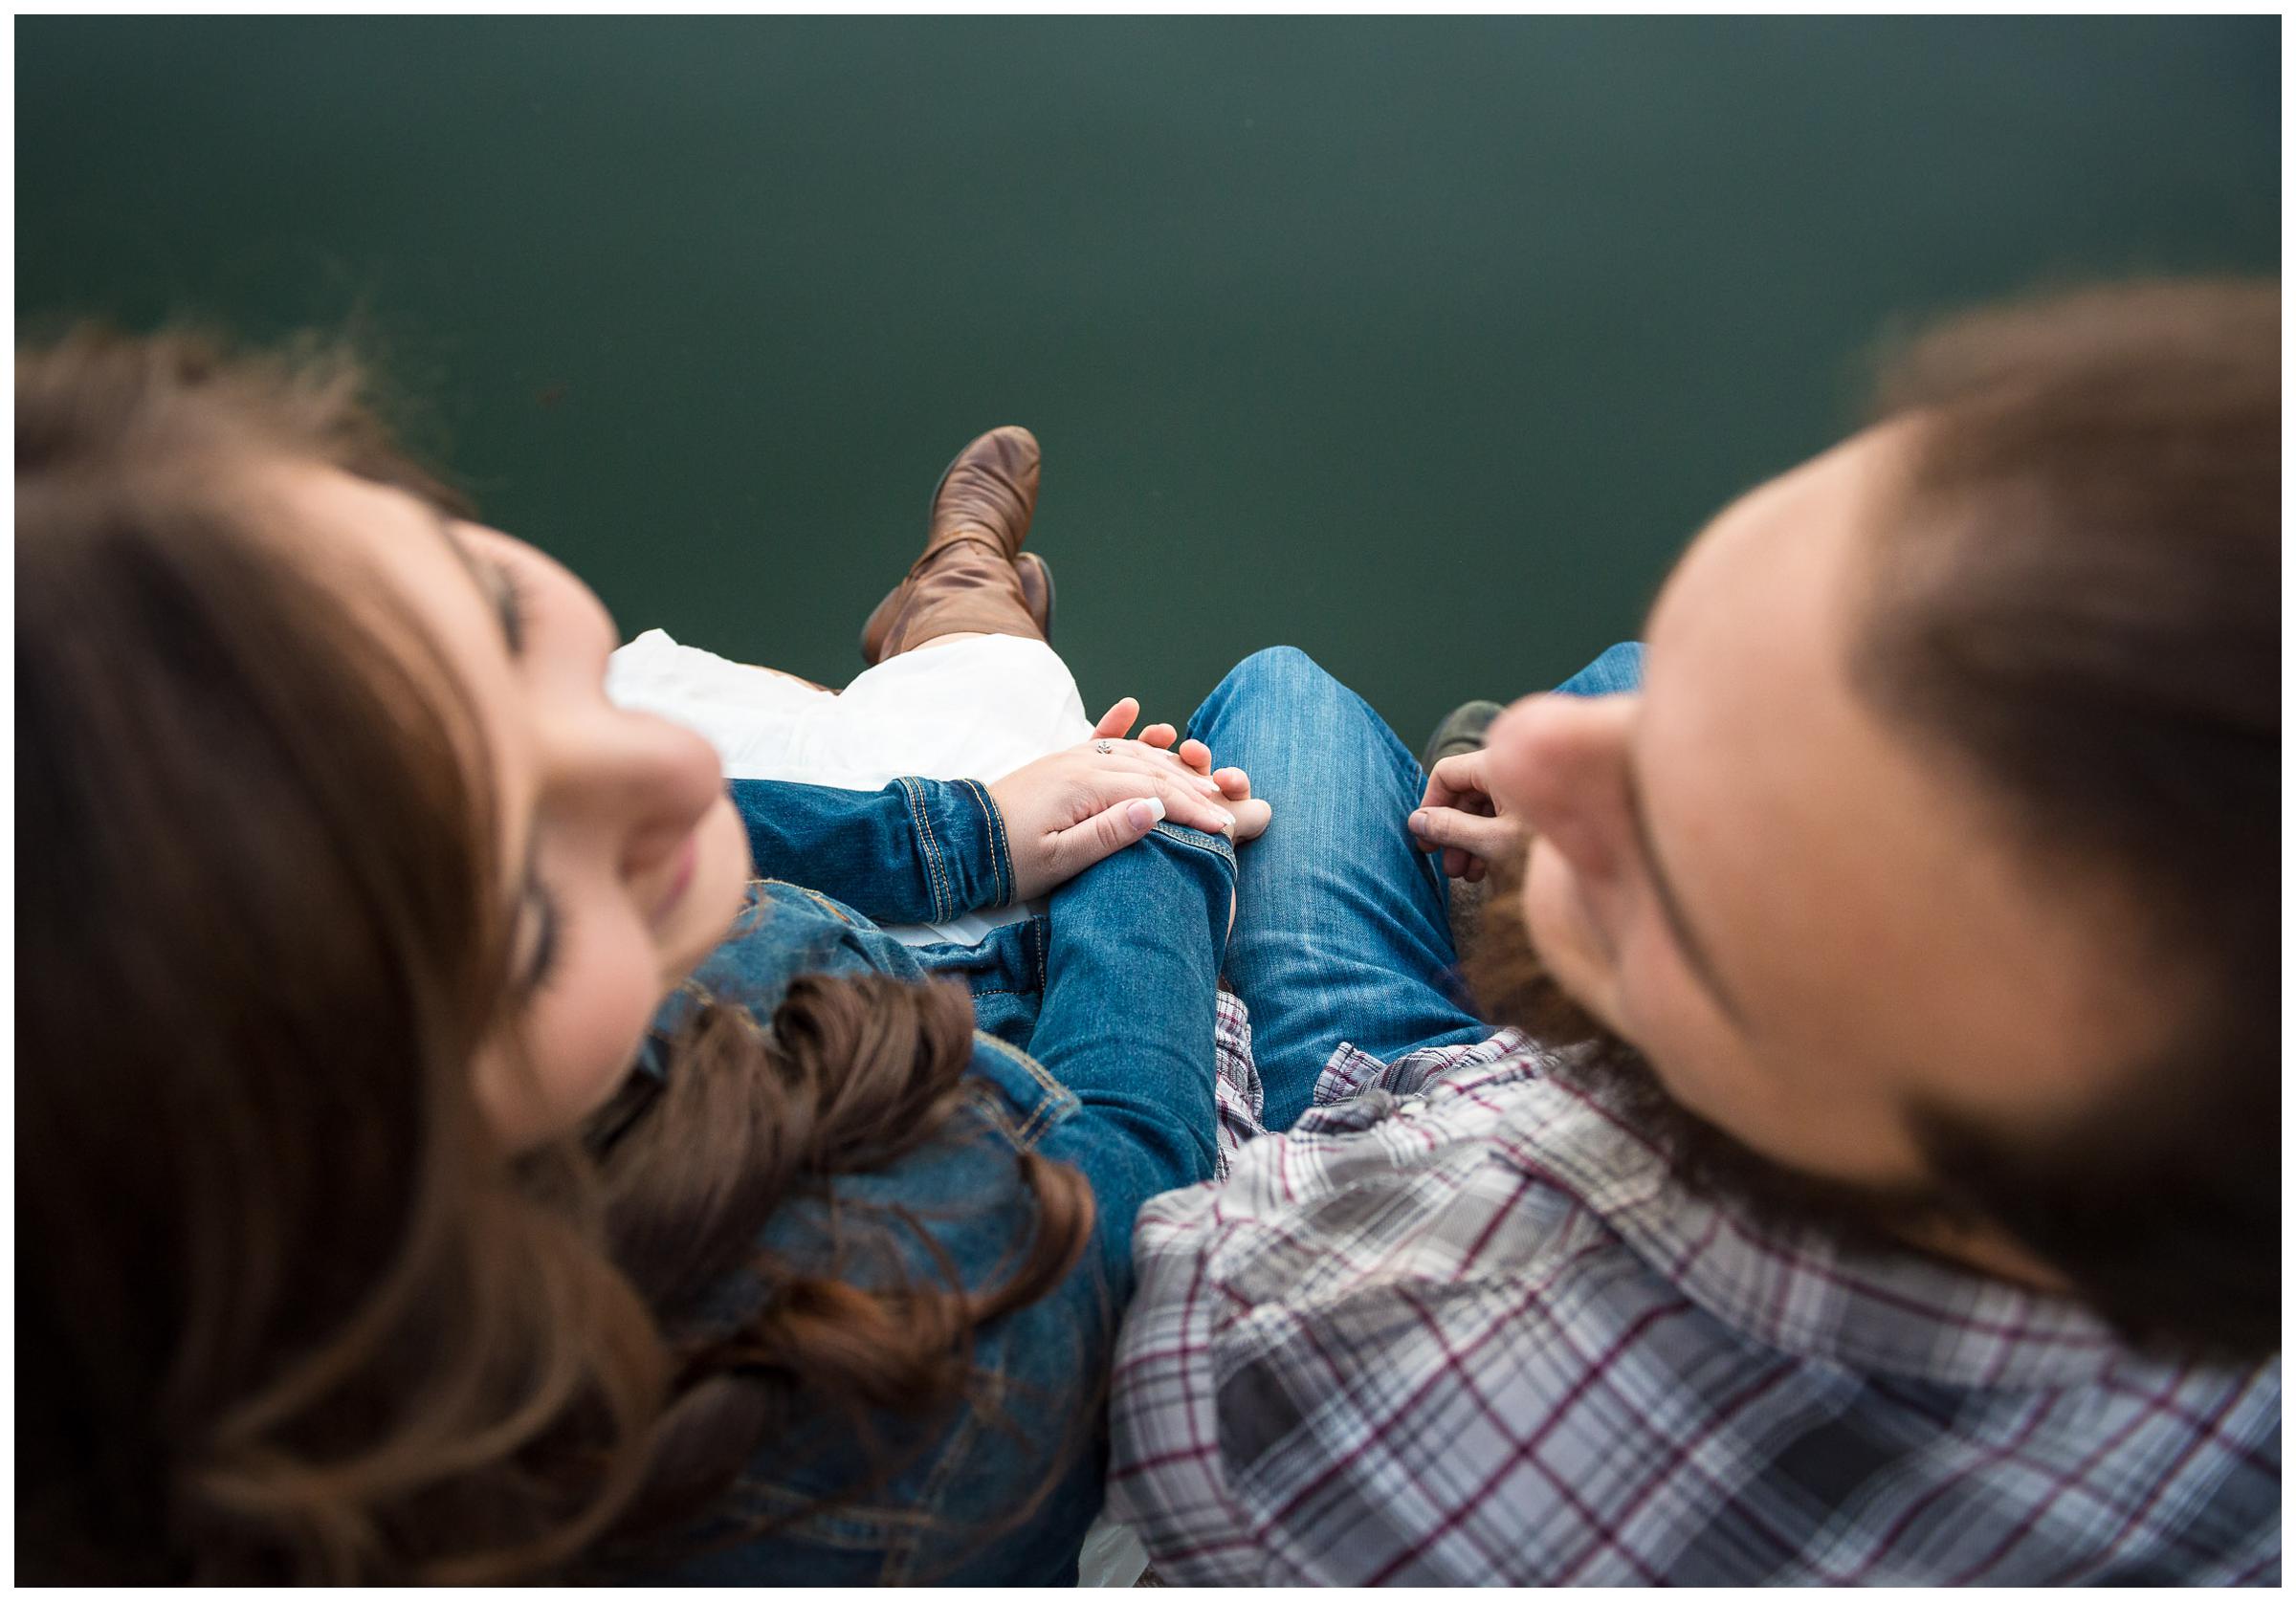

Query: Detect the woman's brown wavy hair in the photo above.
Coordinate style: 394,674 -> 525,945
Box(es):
14,328 -> 1095,1583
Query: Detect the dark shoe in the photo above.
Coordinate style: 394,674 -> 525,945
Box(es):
1422,698 -> 1506,962
861,427 -> 1050,664
1422,698 -> 1504,776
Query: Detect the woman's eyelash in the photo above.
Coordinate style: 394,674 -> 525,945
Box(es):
524,886 -> 565,995
491,558 -> 531,655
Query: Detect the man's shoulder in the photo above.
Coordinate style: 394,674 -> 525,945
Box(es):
1119,1052 -> 2284,1586
1137,1039 -> 1637,1285
1141,1284 -> 2278,1583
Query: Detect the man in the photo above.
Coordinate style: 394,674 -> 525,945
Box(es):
1105,280 -> 2280,1583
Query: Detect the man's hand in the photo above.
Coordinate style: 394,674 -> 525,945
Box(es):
1409,749 -> 1521,882
987,698 -> 1272,903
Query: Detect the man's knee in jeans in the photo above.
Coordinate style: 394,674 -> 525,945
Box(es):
1201,643 -> 1321,703
1556,641 -> 1645,699
1191,646 -> 1360,740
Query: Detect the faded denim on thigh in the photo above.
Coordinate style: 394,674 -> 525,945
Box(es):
1188,644 -> 1645,1131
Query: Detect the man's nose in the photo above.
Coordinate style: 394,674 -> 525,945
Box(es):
1486,691 -> 1638,878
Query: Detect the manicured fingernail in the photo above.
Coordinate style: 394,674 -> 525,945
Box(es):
1129,797 -> 1165,830
1196,777 -> 1223,794
1218,809 -> 1236,832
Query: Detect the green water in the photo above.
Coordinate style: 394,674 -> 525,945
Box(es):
17,16 -> 2278,749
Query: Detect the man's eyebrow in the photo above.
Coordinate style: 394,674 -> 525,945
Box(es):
1622,742 -> 1755,1033
428,506 -> 524,656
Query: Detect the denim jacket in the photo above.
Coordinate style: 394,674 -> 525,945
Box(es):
615,776 -> 1235,1585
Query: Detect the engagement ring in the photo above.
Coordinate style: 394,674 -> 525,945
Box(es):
1094,739 -> 1115,755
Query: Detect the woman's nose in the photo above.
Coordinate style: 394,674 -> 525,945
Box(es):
1485,691 -> 1639,881
545,704 -> 727,880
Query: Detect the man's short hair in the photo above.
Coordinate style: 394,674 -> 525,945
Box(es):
1852,279 -> 2278,1360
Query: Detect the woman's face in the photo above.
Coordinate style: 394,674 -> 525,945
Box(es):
274,464 -> 753,1150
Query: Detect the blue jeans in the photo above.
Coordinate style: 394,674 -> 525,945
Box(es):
1186,642 -> 1644,1130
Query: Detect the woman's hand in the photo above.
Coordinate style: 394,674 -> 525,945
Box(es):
1409,749 -> 1522,882
1091,697 -> 1271,844
988,699 -> 1269,902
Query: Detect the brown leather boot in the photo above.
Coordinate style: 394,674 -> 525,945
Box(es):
1015,551 -> 1055,642
860,426 -> 1054,665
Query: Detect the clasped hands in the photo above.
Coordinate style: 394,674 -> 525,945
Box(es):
986,696 -> 1271,904
987,695 -> 1522,907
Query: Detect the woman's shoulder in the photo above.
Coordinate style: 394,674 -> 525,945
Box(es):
635,880 -> 924,1074
644,884 -> 1081,1148
712,876 -> 930,985
714,1033 -> 1091,1307
609,879 -> 1117,1581
958,1029 -> 1083,1154
641,1039 -> 1114,1586
650,1299 -> 1113,1583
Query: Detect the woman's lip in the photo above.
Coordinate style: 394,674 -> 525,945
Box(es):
651,831 -> 698,924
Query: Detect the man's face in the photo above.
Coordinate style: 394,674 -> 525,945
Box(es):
1474,423 -> 2160,1206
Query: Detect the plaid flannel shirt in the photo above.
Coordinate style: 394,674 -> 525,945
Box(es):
1106,991 -> 2281,1585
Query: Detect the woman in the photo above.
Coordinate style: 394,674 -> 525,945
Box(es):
17,328 -> 1264,1583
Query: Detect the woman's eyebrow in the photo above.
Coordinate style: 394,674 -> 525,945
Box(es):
422,504 -> 544,973
428,506 -> 524,657
1622,743 -> 1755,1034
